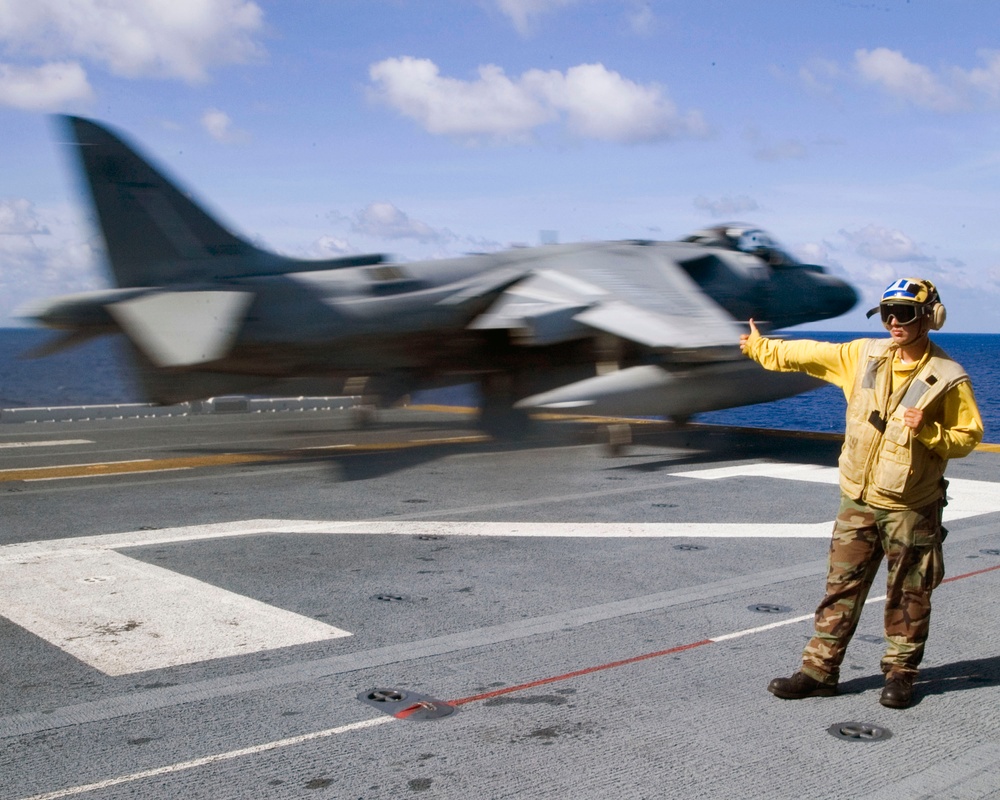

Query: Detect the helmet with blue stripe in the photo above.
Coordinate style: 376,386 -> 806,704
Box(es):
866,277 -> 946,330
880,278 -> 934,305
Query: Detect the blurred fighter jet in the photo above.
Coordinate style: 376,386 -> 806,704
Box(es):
26,116 -> 857,430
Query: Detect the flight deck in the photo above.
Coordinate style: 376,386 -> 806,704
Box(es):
2,406 -> 999,799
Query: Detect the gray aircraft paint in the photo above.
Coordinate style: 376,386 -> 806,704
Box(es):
25,116 -> 857,420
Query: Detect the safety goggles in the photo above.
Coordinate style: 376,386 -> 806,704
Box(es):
879,303 -> 923,326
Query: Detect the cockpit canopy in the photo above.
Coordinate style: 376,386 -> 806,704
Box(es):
681,224 -> 806,269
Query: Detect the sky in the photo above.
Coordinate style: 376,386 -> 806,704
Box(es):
2,0 -> 1000,332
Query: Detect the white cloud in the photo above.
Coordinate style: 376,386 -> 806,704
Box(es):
369,57 -> 552,140
0,199 -> 50,235
962,50 -> 1000,102
798,49 -> 1000,114
369,57 -> 707,143
494,0 -> 579,35
0,0 -> 264,87
839,224 -> 930,263
797,58 -> 843,95
848,48 -> 1000,113
0,61 -> 92,110
755,140 -> 807,162
312,205 -> 506,262
743,127 -> 806,162
825,225 -> 940,308
352,202 -> 450,243
802,225 -> 1000,320
0,201 -> 105,325
626,2 -> 657,36
526,63 -> 708,142
793,241 -> 837,270
854,48 -> 962,112
309,235 -> 355,259
693,195 -> 760,218
201,108 -> 249,143
494,0 -> 659,38
985,266 -> 1000,294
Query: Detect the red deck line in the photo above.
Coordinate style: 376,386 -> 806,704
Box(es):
449,555 -> 1000,707
450,640 -> 712,706
941,561 -> 1000,584
394,704 -> 430,720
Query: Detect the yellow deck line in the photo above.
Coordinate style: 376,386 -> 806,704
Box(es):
407,404 -> 1000,451
2,423 -> 993,483
0,436 -> 492,483
535,413 -> 998,450
0,453 -> 289,482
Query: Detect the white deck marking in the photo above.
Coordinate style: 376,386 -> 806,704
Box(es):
17,564 -> 1000,800
18,716 -> 393,800
0,439 -> 93,449
672,463 -> 1000,521
0,459 -> 152,474
24,468 -> 192,481
2,462 -> 996,677
672,463 -> 841,483
307,520 -> 836,537
0,537 -> 350,676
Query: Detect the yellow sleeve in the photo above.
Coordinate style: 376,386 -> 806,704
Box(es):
914,380 -> 984,459
744,333 -> 866,397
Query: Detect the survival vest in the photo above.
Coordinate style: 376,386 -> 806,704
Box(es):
839,339 -> 969,510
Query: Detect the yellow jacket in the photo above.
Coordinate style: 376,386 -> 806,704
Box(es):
743,332 -> 983,509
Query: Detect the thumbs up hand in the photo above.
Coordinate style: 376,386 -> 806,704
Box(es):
739,318 -> 759,352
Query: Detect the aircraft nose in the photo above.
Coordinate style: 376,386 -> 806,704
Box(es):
814,273 -> 858,316
829,277 -> 858,315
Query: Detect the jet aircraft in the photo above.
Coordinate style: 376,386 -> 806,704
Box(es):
26,116 -> 857,431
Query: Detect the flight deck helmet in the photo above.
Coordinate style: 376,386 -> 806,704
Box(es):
866,277 -> 946,330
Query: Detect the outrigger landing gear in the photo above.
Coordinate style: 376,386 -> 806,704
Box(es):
350,404 -> 378,429
478,372 -> 532,439
603,422 -> 632,457
344,376 -> 379,430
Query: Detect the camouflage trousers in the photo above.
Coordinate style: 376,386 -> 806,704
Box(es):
800,494 -> 945,685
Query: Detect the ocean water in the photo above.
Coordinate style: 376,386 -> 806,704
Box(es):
1,328 -> 996,442
700,331 -> 999,443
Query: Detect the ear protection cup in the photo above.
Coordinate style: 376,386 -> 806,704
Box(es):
929,301 -> 946,330
917,279 -> 946,330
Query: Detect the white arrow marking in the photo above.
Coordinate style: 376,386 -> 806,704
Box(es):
0,545 -> 350,676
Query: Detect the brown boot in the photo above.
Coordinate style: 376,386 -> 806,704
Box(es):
768,671 -> 838,699
879,673 -> 914,709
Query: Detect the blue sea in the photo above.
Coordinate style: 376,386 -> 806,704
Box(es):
1,328 -> 996,442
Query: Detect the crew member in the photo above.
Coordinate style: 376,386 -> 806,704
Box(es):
739,278 -> 983,708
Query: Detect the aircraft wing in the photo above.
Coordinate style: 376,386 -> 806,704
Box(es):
574,300 -> 733,351
469,269 -> 603,345
472,243 -> 743,356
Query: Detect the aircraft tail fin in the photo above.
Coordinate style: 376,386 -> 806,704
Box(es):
61,116 -> 383,288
